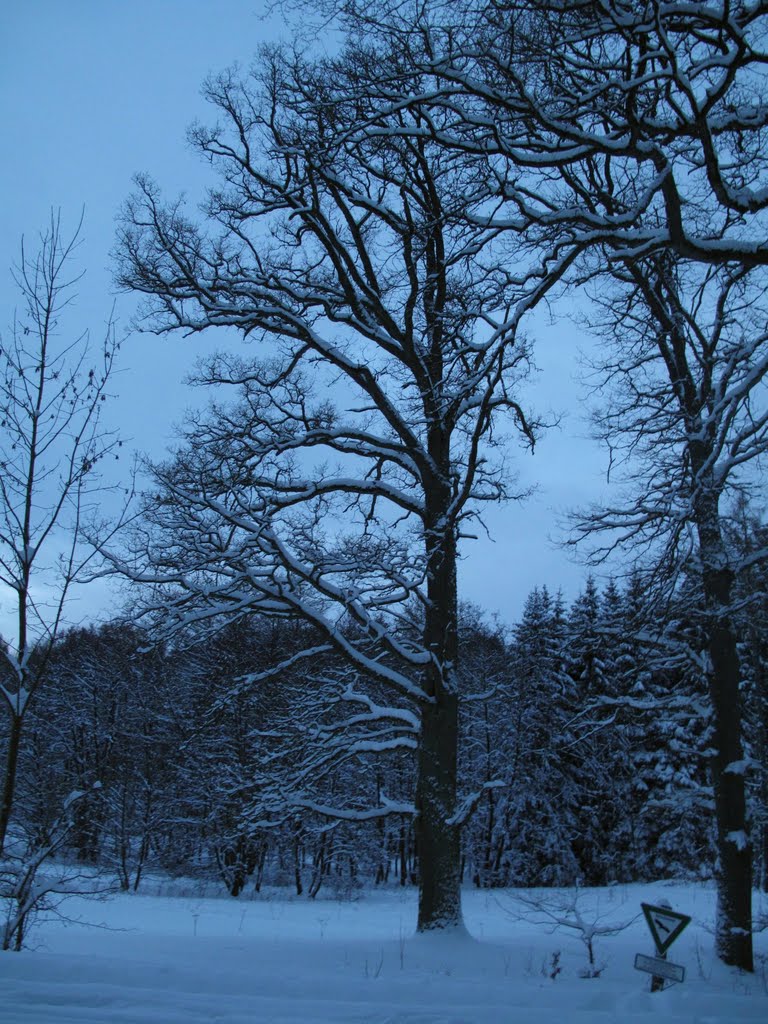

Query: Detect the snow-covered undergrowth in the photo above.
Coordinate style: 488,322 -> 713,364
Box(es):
0,878 -> 765,1022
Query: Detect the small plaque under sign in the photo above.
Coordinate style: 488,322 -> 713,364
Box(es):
634,953 -> 685,983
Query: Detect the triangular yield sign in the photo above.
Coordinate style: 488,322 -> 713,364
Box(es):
641,902 -> 691,955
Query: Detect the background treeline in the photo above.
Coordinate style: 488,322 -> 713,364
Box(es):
5,511 -> 766,900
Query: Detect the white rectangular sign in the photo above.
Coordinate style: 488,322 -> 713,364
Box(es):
634,953 -> 685,983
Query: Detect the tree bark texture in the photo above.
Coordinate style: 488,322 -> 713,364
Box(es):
416,693 -> 462,930
416,461 -> 463,931
697,509 -> 753,971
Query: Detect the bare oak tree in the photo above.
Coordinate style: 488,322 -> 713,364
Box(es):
115,48 -> 539,931
341,0 -> 768,270
341,0 -> 768,969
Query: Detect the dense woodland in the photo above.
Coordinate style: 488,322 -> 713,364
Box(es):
1,0 -> 767,970
6,532 -> 767,900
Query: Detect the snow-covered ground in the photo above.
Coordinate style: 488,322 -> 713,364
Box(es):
1,878 -> 766,1023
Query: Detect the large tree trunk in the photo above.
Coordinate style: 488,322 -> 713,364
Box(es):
416,691 -> 462,930
697,508 -> 753,971
416,467 -> 463,931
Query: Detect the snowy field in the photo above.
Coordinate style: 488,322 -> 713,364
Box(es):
1,878 -> 766,1023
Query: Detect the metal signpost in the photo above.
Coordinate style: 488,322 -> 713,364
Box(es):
635,902 -> 691,992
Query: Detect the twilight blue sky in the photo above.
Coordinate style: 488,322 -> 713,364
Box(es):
0,1 -> 612,633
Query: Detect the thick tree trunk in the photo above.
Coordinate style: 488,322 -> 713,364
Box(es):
416,464 -> 463,931
416,692 -> 462,930
697,512 -> 753,971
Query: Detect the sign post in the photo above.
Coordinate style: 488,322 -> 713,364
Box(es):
635,901 -> 691,992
